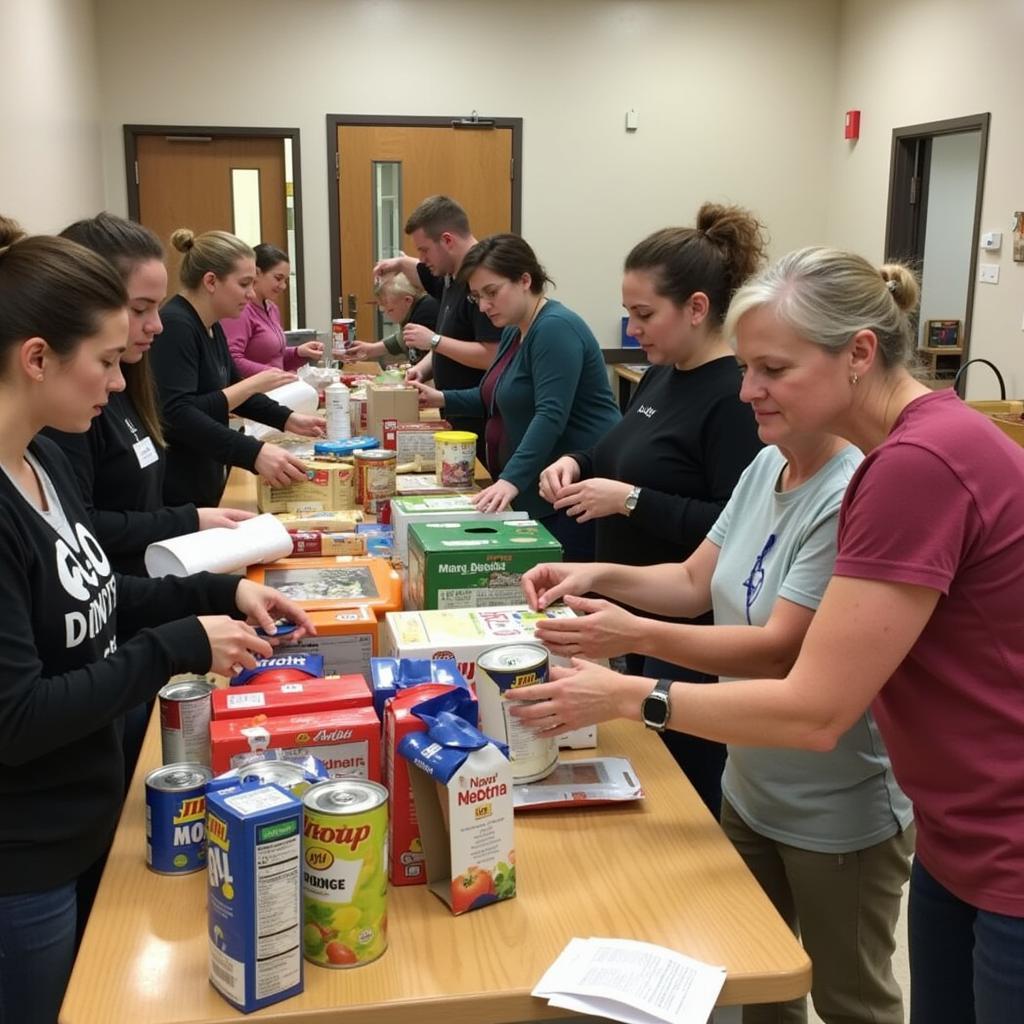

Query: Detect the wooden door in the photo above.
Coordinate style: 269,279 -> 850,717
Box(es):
136,135 -> 289,320
337,125 -> 514,340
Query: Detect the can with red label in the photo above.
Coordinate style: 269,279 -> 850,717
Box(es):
331,318 -> 356,357
354,449 -> 397,514
159,676 -> 216,766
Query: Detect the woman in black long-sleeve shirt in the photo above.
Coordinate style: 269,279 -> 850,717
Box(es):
539,203 -> 766,815
0,220 -> 314,1024
151,228 -> 324,508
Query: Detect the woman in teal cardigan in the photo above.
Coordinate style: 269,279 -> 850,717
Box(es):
412,234 -> 620,560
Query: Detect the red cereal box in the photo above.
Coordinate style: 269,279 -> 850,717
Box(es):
211,675 -> 371,721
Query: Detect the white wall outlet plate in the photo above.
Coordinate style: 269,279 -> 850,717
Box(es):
979,264 -> 1000,284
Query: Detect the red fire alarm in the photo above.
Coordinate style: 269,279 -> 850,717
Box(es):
844,110 -> 861,140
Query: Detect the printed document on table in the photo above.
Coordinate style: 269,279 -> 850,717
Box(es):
533,937 -> 726,1024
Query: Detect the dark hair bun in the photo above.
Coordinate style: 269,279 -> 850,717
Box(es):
696,202 -> 769,292
0,215 -> 26,253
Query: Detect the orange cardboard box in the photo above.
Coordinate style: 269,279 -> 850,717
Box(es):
286,606 -> 380,679
247,555 -> 402,613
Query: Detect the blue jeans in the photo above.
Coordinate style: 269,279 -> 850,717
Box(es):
0,881 -> 77,1024
908,858 -> 1024,1023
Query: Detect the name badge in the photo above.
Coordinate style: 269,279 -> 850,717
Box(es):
133,437 -> 158,469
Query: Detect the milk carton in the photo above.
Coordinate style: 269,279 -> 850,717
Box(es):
206,782 -> 303,1013
399,706 -> 514,915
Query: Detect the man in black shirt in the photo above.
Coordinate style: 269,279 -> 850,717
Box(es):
374,195 -> 501,444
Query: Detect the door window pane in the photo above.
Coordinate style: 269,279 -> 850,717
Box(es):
231,168 -> 262,248
372,161 -> 402,338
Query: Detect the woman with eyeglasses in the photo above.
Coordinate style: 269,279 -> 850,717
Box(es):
517,247 -> 1024,1023
410,233 -> 620,560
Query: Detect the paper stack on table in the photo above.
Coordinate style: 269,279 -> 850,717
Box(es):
533,937 -> 726,1024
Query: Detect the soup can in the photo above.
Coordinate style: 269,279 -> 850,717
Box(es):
302,779 -> 388,968
145,762 -> 212,874
159,676 -> 216,766
331,318 -> 356,357
325,383 -> 352,441
475,644 -> 558,784
354,449 -> 397,513
434,431 -> 477,490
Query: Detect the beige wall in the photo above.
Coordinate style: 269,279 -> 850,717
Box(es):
0,0 -> 103,232
94,0 -> 840,343
827,0 -> 1024,398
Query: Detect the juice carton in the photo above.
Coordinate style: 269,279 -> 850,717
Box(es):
389,494 -> 528,566
384,686 -> 478,886
285,607 -> 379,678
406,519 -> 561,610
369,656 -> 469,719
381,605 -> 597,750
399,706 -> 514,914
206,781 -> 303,1013
257,461 -> 355,514
212,675 -> 371,721
210,707 -> 381,781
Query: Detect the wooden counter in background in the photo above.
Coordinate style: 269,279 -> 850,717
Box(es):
61,468 -> 810,1024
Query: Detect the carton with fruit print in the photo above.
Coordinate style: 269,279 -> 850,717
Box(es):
399,706 -> 515,915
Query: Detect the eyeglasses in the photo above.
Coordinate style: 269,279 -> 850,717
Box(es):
743,533 -> 776,625
468,281 -> 508,305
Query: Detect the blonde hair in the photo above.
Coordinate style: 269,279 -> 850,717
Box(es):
171,228 -> 253,289
374,271 -> 423,302
725,247 -> 921,370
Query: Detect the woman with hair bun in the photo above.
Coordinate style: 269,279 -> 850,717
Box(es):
412,233 -> 620,560
150,228 -> 325,509
538,203 -> 765,816
516,247 -> 1024,1023
222,242 -> 323,377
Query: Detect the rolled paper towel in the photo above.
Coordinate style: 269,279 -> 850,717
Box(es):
144,513 -> 293,577
245,379 -> 319,441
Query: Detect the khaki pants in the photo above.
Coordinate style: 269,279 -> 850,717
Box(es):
720,799 -> 914,1024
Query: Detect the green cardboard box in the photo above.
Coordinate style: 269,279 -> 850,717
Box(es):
406,520 -> 562,610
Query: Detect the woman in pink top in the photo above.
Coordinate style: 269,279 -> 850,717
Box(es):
514,248 -> 1024,1024
223,243 -> 322,377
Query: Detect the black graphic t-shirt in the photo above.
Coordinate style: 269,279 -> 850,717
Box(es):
0,437 -> 241,893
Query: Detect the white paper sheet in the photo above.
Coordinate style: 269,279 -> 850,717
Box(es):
144,513 -> 293,577
244,379 -> 319,441
533,937 -> 726,1024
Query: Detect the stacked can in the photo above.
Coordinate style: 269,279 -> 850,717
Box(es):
159,676 -> 215,766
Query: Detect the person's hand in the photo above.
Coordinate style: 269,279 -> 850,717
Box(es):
341,340 -> 386,362
409,380 -> 445,409
196,507 -> 257,531
472,479 -> 518,514
505,659 -> 635,735
520,562 -> 598,610
538,455 -> 582,504
534,595 -> 640,659
284,413 -> 326,438
254,444 -> 308,487
402,323 -> 434,351
233,579 -> 317,641
406,361 -> 430,384
248,368 -> 298,395
373,254 -> 406,277
552,478 -> 634,523
297,340 -> 324,361
198,615 -> 273,678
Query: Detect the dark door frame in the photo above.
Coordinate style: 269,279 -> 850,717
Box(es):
123,124 -> 306,326
883,112 -> 990,381
326,114 -> 524,319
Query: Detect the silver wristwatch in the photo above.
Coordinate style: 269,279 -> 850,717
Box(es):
624,486 -> 641,515
642,678 -> 673,731
429,332 -> 442,351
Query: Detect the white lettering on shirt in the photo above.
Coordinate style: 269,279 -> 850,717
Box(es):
637,405 -> 656,419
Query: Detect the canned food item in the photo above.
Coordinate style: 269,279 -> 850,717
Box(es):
159,676 -> 216,766
331,318 -> 355,356
302,779 -> 388,968
145,762 -> 213,874
434,431 -> 477,490
476,644 -> 557,784
212,760 -> 323,797
354,449 -> 397,514
325,383 -> 352,442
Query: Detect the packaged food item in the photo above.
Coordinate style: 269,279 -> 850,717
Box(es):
145,763 -> 212,874
209,706 -> 381,781
384,685 -> 478,886
324,383 -> 351,441
476,644 -> 557,784
230,652 -> 325,687
288,531 -> 366,557
399,706 -> 514,914
389,494 -> 528,566
365,384 -> 419,445
207,757 -> 329,798
212,674 -> 370,720
395,473 -> 468,497
247,556 -> 402,614
353,449 -> 397,514
257,461 -> 355,514
512,757 -> 644,811
275,510 -> 363,533
285,606 -> 379,678
381,419 -> 451,466
207,781 -> 304,1012
406,519 -> 561,610
369,656 -> 468,719
312,436 -> 379,459
159,676 -> 216,766
355,524 -> 393,559
302,779 -> 388,968
330,318 -> 355,356
434,431 -> 477,490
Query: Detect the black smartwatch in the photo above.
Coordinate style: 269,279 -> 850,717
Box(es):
641,678 -> 673,732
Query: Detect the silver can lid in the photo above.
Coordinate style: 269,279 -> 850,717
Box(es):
158,677 -> 216,702
478,643 -> 548,674
303,779 -> 387,814
229,762 -> 308,786
146,763 -> 213,791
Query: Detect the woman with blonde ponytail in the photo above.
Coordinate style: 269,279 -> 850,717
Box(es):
516,247 -> 1024,1024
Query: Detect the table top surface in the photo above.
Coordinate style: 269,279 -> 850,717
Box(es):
60,470 -> 809,1024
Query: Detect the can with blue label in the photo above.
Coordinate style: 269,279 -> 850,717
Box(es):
145,763 -> 213,874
